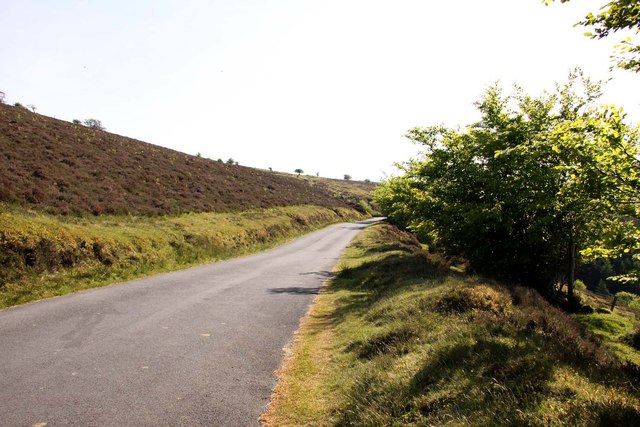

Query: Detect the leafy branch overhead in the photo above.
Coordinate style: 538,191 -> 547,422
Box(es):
545,0 -> 640,72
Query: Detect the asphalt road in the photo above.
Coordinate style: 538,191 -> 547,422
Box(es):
0,218 -> 380,427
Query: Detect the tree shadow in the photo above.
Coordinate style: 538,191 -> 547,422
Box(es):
299,270 -> 334,279
268,286 -> 320,295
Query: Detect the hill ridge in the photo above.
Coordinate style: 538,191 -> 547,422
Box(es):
0,103 -> 372,215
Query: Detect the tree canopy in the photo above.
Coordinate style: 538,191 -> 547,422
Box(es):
546,0 -> 640,72
375,71 -> 640,298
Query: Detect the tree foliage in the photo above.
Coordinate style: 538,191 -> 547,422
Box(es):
83,118 -> 104,130
546,0 -> 640,72
375,71 -> 640,298
295,168 -> 304,176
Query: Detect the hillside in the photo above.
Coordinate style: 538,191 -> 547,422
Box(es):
0,103 -> 375,215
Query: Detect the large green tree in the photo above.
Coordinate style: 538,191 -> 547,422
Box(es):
376,72 -> 640,299
546,0 -> 640,72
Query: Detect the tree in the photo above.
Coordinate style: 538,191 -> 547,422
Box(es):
344,174 -> 352,180
545,0 -> 640,72
27,104 -> 36,113
294,168 -> 304,176
375,71 -> 639,300
226,158 -> 235,165
84,118 -> 105,130
596,279 -> 611,296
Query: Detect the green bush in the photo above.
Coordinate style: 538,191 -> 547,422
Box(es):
574,279 -> 587,291
616,291 -> 640,307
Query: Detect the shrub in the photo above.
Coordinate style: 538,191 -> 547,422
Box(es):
616,291 -> 639,307
83,118 -> 104,130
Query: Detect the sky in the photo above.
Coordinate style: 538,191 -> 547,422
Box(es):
2,0 -> 639,181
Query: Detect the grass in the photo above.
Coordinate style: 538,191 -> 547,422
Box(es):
0,204 -> 363,308
263,223 -> 640,426
277,173 -> 378,215
574,291 -> 640,366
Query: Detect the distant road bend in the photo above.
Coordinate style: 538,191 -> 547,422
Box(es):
0,218 -> 382,426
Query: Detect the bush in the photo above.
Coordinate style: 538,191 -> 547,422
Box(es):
83,118 -> 104,130
616,291 -> 640,307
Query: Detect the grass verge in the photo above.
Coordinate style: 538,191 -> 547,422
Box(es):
263,223 -> 640,426
0,204 -> 363,308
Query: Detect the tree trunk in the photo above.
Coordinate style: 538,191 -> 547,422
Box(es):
568,235 -> 576,302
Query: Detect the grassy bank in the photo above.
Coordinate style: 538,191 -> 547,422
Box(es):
574,291 -> 640,366
264,223 -> 640,426
0,204 -> 363,308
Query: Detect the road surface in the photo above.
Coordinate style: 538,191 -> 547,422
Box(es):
0,219 -> 379,426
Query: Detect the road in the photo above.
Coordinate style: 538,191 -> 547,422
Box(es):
0,218 -> 379,426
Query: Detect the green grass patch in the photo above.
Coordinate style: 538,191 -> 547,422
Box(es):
0,204 -> 363,308
574,307 -> 640,366
264,223 -> 640,426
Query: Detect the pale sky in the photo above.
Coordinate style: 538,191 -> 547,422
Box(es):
2,0 -> 639,181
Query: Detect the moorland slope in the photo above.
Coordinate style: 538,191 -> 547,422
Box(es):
0,103 -> 373,215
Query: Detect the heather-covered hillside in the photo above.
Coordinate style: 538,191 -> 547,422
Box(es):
0,104 -> 373,215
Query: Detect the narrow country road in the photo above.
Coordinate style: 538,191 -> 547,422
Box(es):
0,219 -> 379,426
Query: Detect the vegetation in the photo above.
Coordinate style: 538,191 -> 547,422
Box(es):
575,289 -> 640,365
546,0 -> 640,73
83,118 -> 104,130
0,103 -> 368,215
0,204 -> 362,308
0,102 -> 378,308
264,223 -> 640,426
295,168 -> 304,176
375,72 -> 640,300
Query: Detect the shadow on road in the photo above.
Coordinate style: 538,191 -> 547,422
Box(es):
268,287 -> 320,295
300,270 -> 334,278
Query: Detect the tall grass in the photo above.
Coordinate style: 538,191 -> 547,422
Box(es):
0,204 -> 362,308
264,223 -> 640,426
